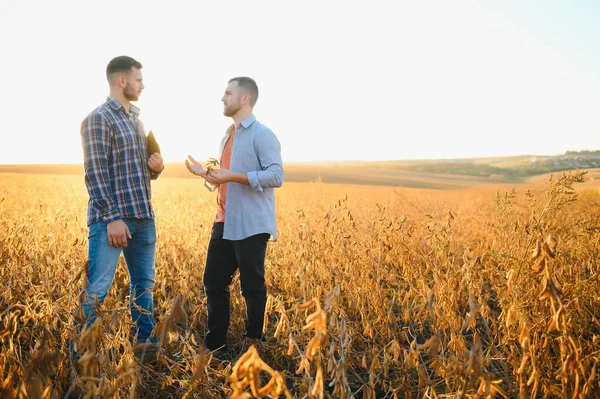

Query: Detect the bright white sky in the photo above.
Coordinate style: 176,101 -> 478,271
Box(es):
0,0 -> 599,164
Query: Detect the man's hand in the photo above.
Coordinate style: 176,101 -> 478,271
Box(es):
107,219 -> 132,248
205,168 -> 248,185
185,155 -> 207,178
205,168 -> 232,185
148,153 -> 164,173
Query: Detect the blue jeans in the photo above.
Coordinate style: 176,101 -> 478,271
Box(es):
79,218 -> 157,344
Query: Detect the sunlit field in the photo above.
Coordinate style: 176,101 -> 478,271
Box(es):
1,170 -> 599,398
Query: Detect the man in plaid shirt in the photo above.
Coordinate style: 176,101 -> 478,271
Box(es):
74,55 -> 164,364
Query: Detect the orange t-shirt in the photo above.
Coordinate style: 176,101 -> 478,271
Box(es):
215,129 -> 235,222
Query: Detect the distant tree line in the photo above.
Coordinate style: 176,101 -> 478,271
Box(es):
404,162 -> 523,180
402,150 -> 600,180
564,150 -> 600,157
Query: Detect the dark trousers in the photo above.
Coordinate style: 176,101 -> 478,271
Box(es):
203,222 -> 269,350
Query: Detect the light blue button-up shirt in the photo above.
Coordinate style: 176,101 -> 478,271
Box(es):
215,115 -> 283,240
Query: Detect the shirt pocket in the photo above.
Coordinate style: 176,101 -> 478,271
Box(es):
113,128 -> 138,164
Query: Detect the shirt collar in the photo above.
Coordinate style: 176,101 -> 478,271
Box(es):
106,97 -> 140,116
227,115 -> 256,135
240,114 -> 256,129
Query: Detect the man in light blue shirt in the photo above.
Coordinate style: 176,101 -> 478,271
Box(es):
186,77 -> 283,357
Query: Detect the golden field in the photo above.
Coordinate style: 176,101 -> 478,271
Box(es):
1,169 -> 599,398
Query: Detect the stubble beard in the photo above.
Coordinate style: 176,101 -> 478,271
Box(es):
223,103 -> 241,117
124,83 -> 140,102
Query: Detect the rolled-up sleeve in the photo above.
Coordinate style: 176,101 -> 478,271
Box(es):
247,129 -> 283,192
81,113 -> 121,222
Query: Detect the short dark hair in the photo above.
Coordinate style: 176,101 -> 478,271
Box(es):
229,77 -> 259,106
106,56 -> 143,80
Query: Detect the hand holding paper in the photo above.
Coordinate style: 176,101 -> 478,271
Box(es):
147,130 -> 161,156
146,131 -> 163,172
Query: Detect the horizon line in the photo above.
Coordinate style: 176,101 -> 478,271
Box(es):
1,150 -> 599,167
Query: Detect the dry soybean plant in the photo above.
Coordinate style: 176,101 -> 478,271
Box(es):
0,170 -> 599,398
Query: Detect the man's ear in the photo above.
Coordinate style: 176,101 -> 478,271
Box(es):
117,75 -> 127,88
108,73 -> 125,88
242,93 -> 250,106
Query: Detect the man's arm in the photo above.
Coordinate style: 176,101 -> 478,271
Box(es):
246,129 -> 283,192
204,129 -> 283,192
81,112 -> 121,223
205,170 -> 250,185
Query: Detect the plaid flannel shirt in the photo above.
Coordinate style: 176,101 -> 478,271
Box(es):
81,97 -> 160,226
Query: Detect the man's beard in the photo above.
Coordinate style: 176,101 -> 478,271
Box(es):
124,83 -> 139,101
223,103 -> 241,117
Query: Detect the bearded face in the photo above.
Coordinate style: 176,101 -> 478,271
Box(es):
221,81 -> 247,117
123,81 -> 140,101
223,97 -> 242,117
122,68 -> 144,101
